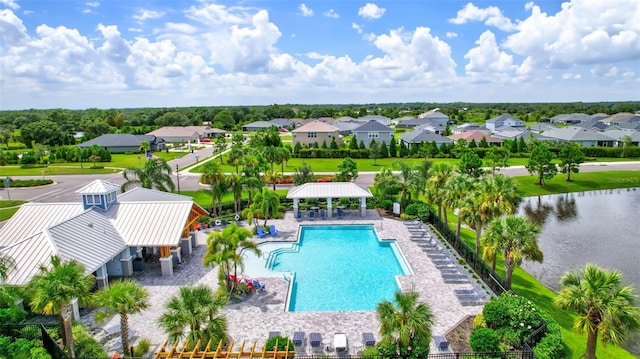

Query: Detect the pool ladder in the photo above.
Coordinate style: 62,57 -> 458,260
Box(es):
264,243 -> 300,269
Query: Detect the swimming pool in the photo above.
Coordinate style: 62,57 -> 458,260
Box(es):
268,225 -> 410,312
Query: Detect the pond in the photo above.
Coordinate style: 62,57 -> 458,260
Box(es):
519,188 -> 640,355
519,187 -> 639,292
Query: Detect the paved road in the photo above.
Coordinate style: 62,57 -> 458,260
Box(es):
2,158 -> 639,203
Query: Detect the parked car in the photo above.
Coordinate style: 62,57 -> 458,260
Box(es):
200,138 -> 211,142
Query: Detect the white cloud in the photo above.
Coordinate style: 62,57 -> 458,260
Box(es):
352,23 -> 362,34
446,32 -> 458,38
504,0 -> 640,75
358,3 -> 385,20
298,4 -> 313,17
133,9 -> 166,21
449,3 -> 516,32
591,65 -> 619,77
323,9 -> 339,19
85,2 -> 100,7
0,0 -> 19,10
464,30 -> 515,82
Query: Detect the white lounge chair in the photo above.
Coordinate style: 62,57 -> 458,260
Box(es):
334,333 -> 348,354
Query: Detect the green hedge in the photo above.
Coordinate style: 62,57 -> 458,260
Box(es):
6,179 -> 54,188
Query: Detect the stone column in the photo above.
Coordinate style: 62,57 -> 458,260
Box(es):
95,265 -> 108,289
360,197 -> 367,217
160,256 -> 173,276
120,252 -> 133,276
293,198 -> 299,216
70,298 -> 80,321
327,197 -> 333,218
181,237 -> 192,256
170,247 -> 182,265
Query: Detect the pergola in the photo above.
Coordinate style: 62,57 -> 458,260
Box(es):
286,182 -> 373,218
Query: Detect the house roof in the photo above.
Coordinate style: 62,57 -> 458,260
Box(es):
76,179 -> 120,195
529,123 -> 558,132
243,121 -> 276,128
77,134 -> 153,148
418,109 -> 449,119
292,120 -> 339,133
398,117 -> 441,127
269,118 -> 294,126
602,129 -> 640,141
147,126 -> 224,137
400,130 -> 452,144
287,182 -> 373,199
542,126 -> 616,141
549,113 -> 591,123
332,121 -> 364,132
334,116 -> 356,123
487,114 -> 523,123
495,130 -> 555,141
448,131 -> 503,143
0,203 -> 86,246
352,120 -> 394,132
357,115 -> 390,122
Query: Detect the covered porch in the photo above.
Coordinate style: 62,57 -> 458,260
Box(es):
286,182 -> 373,218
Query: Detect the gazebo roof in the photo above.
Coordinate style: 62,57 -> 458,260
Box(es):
286,182 -> 373,199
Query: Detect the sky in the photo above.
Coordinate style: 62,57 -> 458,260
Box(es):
0,0 -> 639,110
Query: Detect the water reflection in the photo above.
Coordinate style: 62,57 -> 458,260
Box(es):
520,193 -> 578,225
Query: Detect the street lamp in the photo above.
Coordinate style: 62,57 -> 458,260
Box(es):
176,164 -> 181,194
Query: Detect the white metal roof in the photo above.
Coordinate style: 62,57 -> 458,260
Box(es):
0,232 -> 56,286
287,182 -> 373,199
0,203 -> 85,246
108,201 -> 194,246
118,186 -> 194,202
75,179 -> 120,195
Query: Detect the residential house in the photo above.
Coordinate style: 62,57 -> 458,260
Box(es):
448,130 -> 503,146
396,117 -> 442,129
602,129 -> 640,146
414,122 -> 446,134
351,120 -> 395,148
417,109 -> 451,126
400,129 -> 452,148
242,121 -> 277,132
0,179 -> 207,295
291,120 -> 342,148
146,126 -> 225,143
270,118 -> 296,129
528,123 -> 558,133
541,126 -> 615,147
357,115 -> 391,126
391,116 -> 415,126
600,113 -> 640,127
452,123 -> 488,134
485,114 -> 525,132
549,113 -> 591,124
494,129 -> 555,142
78,134 -> 166,152
332,121 -> 364,136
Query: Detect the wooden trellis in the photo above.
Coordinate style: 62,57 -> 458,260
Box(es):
154,338 -> 296,359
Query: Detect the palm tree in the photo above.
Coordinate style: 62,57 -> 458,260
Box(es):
264,170 -> 283,191
554,264 -> 640,359
201,162 -> 225,216
377,290 -> 434,348
121,158 -> 175,192
203,222 -> 260,294
158,285 -> 228,348
0,254 -> 17,306
374,168 -> 400,203
227,173 -> 243,214
427,163 -> 453,223
257,189 -> 280,226
481,215 -> 542,289
27,256 -> 95,358
94,279 -> 149,355
444,174 -> 475,237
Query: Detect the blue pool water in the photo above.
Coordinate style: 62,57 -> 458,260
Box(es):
269,225 -> 409,312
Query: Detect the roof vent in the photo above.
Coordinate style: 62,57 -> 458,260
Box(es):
87,223 -> 93,228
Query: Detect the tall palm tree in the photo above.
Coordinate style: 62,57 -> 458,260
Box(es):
264,170 -> 283,191
444,174 -> 475,237
554,264 -> 640,359
0,254 -> 17,306
481,215 -> 542,289
203,222 -> 260,294
201,162 -> 225,216
427,163 -> 453,223
463,175 -> 521,254
412,159 -> 433,197
374,168 -> 400,203
158,285 -> 228,348
94,279 -> 149,355
227,173 -> 243,214
121,158 -> 175,192
27,256 -> 95,358
257,189 -> 280,226
377,290 -> 434,348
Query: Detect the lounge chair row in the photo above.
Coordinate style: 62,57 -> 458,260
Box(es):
270,332 -> 376,353
295,208 -> 344,221
454,283 -> 490,306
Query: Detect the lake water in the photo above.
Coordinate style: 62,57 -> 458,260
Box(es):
519,188 -> 639,291
519,188 -> 640,354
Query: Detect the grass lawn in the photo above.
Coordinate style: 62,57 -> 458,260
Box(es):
0,200 -> 26,221
514,171 -> 640,196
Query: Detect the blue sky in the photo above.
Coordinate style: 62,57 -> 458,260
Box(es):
0,0 -> 638,110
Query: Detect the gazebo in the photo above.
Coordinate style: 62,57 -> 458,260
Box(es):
286,182 -> 373,217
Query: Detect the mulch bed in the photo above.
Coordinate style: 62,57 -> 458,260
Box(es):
445,315 -> 474,353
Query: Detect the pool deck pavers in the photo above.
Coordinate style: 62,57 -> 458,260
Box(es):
81,210 -> 489,355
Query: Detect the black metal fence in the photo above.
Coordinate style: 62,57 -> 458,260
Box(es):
426,212 -> 507,295
0,324 -> 65,359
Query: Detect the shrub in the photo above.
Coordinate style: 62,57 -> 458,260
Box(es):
469,327 -> 500,353
264,335 -> 294,352
73,324 -> 107,358
483,298 -> 510,328
473,313 -> 486,328
30,346 -> 52,359
8,338 -> 37,359
0,307 -> 28,324
381,199 -> 393,211
134,338 -> 151,357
